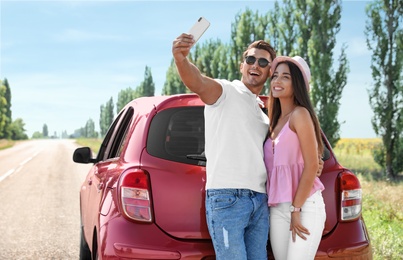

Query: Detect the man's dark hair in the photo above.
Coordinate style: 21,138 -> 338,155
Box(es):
243,40 -> 277,61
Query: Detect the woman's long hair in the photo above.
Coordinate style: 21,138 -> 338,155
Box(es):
267,61 -> 324,154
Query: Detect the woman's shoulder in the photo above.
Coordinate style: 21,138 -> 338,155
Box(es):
290,106 -> 310,120
293,106 -> 309,115
289,106 -> 312,130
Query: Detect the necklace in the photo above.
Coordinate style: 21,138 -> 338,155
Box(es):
272,107 -> 296,155
280,108 -> 295,119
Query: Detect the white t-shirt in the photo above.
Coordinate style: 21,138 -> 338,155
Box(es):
204,79 -> 269,193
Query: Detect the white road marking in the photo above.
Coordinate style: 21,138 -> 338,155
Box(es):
0,169 -> 16,183
0,151 -> 40,183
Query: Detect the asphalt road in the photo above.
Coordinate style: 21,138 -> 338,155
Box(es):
0,139 -> 92,259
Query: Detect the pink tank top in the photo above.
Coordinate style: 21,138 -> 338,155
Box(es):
263,120 -> 324,206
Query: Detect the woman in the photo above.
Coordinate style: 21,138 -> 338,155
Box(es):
264,56 -> 326,259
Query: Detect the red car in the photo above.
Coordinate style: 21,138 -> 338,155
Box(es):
73,94 -> 372,259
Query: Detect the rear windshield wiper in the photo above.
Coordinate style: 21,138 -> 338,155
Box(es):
187,153 -> 206,166
186,153 -> 206,161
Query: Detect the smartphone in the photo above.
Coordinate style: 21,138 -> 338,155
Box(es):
188,17 -> 210,45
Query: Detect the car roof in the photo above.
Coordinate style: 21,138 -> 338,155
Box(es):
122,94 -> 205,114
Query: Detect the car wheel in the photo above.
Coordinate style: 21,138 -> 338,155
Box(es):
79,226 -> 91,260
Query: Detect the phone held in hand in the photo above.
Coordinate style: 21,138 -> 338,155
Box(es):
188,17 -> 210,45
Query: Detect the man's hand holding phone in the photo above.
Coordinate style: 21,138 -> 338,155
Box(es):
172,17 -> 210,63
172,16 -> 222,106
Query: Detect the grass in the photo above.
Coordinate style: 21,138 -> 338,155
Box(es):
74,138 -> 102,154
333,138 -> 403,260
0,139 -> 15,150
358,177 -> 403,260
0,138 -> 102,153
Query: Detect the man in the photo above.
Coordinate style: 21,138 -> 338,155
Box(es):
172,33 -> 276,259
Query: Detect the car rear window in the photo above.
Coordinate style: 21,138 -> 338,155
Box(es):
147,107 -> 205,166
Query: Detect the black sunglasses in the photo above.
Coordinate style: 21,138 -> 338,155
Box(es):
245,56 -> 270,68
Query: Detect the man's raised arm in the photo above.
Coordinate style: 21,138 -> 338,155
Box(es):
172,33 -> 222,105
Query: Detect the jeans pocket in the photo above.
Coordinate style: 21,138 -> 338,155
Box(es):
209,194 -> 238,210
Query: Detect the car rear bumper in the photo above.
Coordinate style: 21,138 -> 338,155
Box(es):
315,243 -> 372,259
98,216 -> 215,259
97,206 -> 372,259
316,218 -> 373,259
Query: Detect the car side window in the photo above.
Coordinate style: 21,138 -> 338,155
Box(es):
96,108 -> 133,161
147,107 -> 205,166
115,110 -> 133,158
97,112 -> 124,162
107,108 -> 134,159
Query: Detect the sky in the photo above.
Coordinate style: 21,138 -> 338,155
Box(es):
1,0 -> 376,139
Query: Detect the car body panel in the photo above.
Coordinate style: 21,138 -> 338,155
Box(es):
141,152 -> 210,239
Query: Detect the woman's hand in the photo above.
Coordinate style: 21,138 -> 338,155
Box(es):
317,156 -> 324,177
290,212 -> 310,242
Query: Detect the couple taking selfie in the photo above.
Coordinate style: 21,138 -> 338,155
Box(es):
172,21 -> 326,260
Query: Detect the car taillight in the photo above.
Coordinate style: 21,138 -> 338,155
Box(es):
339,171 -> 362,221
120,169 -> 152,222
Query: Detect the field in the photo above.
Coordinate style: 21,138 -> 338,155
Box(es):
333,138 -> 382,177
333,138 -> 403,260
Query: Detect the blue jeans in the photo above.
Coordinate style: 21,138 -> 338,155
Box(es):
205,189 -> 269,260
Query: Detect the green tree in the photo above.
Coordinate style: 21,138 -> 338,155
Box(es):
293,0 -> 312,58
42,124 -> 49,138
195,39 -> 230,79
61,130 -> 69,139
366,0 -> 403,179
116,66 -> 155,112
276,0 -> 299,56
261,1 -> 348,146
83,118 -> 98,138
162,60 -> 188,95
136,66 -> 155,97
229,8 -> 269,81
0,80 -> 6,139
9,118 -> 28,140
266,2 -> 282,55
32,131 -> 43,139
162,39 -> 229,95
209,41 -> 231,80
99,97 -> 114,137
0,79 -> 12,139
304,0 -> 349,147
3,79 -> 12,139
117,87 -> 137,113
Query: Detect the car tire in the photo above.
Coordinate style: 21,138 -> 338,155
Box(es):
79,226 -> 91,260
